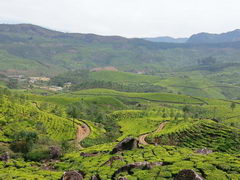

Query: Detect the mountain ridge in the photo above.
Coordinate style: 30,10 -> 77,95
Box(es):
144,36 -> 188,43
188,29 -> 240,43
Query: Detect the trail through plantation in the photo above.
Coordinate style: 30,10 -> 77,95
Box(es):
139,122 -> 167,145
32,101 -> 91,148
75,122 -> 91,148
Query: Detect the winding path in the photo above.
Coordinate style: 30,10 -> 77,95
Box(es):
139,122 -> 167,145
32,101 -> 91,148
75,122 -> 91,148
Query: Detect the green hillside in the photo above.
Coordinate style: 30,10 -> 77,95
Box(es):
1,87 -> 240,179
1,24 -> 240,77
1,24 -> 240,180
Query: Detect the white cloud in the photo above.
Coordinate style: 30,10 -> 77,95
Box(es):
0,0 -> 239,37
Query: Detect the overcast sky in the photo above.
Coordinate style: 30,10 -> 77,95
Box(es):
0,0 -> 240,38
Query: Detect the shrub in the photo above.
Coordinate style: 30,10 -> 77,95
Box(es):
26,146 -> 50,161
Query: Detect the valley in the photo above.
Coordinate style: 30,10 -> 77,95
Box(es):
0,24 -> 240,180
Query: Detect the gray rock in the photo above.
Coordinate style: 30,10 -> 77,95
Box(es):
195,148 -> 213,155
111,137 -> 139,154
112,162 -> 163,179
0,152 -> 9,162
61,170 -> 84,180
91,174 -> 101,180
118,177 -> 128,180
174,169 -> 204,180
49,146 -> 62,159
101,156 -> 124,166
80,152 -> 99,157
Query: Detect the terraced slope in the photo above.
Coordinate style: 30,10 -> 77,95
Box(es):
54,144 -> 240,180
73,89 -> 206,104
148,120 -> 240,153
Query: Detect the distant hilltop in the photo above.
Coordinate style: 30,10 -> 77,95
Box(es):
144,29 -> 240,44
187,29 -> 240,44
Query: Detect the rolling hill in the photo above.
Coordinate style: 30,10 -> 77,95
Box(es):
188,29 -> 240,44
1,24 -> 240,76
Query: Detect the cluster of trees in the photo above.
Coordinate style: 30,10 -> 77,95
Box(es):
50,69 -> 166,93
49,69 -> 90,86
71,80 -> 166,93
197,56 -> 217,66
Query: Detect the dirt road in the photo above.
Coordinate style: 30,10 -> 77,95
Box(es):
139,122 -> 167,145
75,122 -> 91,149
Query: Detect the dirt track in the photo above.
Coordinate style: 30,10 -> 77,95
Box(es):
32,101 -> 91,149
139,122 -> 167,145
75,123 -> 91,148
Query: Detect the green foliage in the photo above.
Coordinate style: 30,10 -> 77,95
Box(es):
11,131 -> 38,153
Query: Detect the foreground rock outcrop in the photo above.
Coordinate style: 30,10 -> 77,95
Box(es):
174,169 -> 204,180
111,137 -> 140,154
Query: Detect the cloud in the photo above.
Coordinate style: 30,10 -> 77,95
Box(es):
0,0 -> 240,37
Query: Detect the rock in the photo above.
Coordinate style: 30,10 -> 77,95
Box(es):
0,152 -> 9,162
174,169 -> 204,180
91,174 -> 101,180
101,156 -> 124,167
195,148 -> 213,155
49,146 -> 62,159
80,152 -> 99,157
61,170 -> 84,180
112,162 -> 163,179
111,137 -> 139,154
118,177 -> 128,180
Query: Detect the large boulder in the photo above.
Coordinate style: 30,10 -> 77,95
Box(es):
174,169 -> 204,180
61,171 -> 84,180
111,137 -> 139,154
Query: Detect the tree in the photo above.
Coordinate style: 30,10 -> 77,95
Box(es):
11,131 -> 38,153
230,102 -> 236,111
7,79 -> 18,89
183,105 -> 190,113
